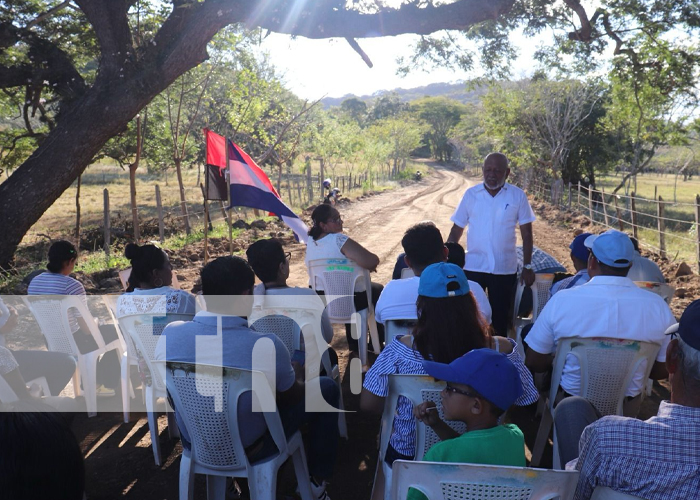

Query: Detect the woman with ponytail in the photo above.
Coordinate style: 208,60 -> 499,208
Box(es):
27,240 -> 121,395
116,243 -> 196,318
304,205 -> 384,351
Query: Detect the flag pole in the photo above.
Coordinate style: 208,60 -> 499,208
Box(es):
225,138 -> 233,255
203,129 -> 209,264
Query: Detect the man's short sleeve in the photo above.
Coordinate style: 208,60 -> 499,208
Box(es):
523,299 -> 557,355
450,190 -> 471,228
573,423 -> 601,500
517,190 -> 536,225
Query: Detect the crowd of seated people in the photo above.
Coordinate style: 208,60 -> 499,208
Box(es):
2,198 -> 697,500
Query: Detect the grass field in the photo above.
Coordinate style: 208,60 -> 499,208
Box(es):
585,173 -> 700,264
0,159 -> 419,290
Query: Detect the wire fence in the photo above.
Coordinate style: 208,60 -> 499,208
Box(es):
523,176 -> 700,272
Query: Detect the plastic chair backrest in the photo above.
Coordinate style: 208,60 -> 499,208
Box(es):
634,281 -> 674,305
166,362 -> 288,470
549,337 -> 660,416
307,258 -> 368,322
384,320 -> 415,342
400,268 -> 415,279
590,486 -> 646,500
102,295 -> 139,361
390,460 -> 580,500
248,293 -> 326,357
119,313 -> 193,391
381,374 -> 466,461
513,274 -> 555,326
0,373 -> 19,403
22,295 -> 102,356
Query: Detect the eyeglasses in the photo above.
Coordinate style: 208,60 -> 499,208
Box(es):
285,252 -> 292,262
330,217 -> 342,224
443,383 -> 479,398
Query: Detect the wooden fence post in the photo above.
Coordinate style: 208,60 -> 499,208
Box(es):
222,201 -> 233,255
613,193 -> 624,232
306,157 -> 313,204
296,179 -> 302,208
577,181 -> 581,209
658,195 -> 666,258
200,183 -> 210,264
588,186 -> 594,221
695,194 -> 700,273
155,185 -> 165,243
601,187 -> 610,227
103,188 -> 110,266
568,182 -> 572,210
631,192 -> 638,240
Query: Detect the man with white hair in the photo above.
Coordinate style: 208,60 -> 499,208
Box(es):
447,152 -> 536,336
554,299 -> 700,500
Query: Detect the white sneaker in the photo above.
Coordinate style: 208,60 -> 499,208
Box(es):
96,385 -> 115,397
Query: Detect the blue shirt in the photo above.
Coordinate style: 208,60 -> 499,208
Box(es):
155,313 -> 295,447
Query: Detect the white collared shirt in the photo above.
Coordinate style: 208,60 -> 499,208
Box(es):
451,183 -> 536,274
374,276 -> 492,325
526,275 -> 676,397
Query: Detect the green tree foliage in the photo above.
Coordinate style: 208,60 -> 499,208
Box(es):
412,97 -> 466,162
369,115 -> 423,174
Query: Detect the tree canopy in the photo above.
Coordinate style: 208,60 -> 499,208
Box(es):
1,0 -> 699,265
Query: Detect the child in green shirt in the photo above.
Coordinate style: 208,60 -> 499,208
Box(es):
407,348 -> 526,500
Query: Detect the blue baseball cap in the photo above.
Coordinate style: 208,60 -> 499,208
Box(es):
422,349 -> 523,411
584,230 -> 634,268
418,262 -> 470,298
570,232 -> 592,262
676,299 -> 700,351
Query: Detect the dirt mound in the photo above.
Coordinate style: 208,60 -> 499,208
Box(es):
530,199 -> 699,319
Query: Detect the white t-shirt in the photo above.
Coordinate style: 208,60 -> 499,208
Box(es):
375,276 -> 492,325
526,275 -> 676,397
305,233 -> 366,292
451,183 -> 536,275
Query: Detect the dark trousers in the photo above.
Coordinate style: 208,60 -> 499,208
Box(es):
73,324 -> 122,389
465,271 -> 517,337
11,350 -> 77,396
249,376 -> 340,480
316,282 -> 385,351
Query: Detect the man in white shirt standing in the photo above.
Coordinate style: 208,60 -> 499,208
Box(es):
526,230 -> 676,414
447,152 -> 536,337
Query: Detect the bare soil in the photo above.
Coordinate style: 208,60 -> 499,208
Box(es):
8,162 -> 694,500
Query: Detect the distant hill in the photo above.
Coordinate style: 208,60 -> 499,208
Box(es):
321,82 -> 489,108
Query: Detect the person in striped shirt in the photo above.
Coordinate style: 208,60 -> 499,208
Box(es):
27,240 -> 121,396
360,262 -> 538,468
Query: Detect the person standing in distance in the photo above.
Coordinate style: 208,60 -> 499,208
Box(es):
447,153 -> 536,337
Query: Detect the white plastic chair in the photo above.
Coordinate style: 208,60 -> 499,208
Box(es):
248,293 -> 348,438
390,460 -> 580,500
370,374 -> 466,500
400,268 -> 415,279
590,486 -> 647,500
21,295 -> 127,417
530,337 -> 661,469
384,319 -> 416,343
512,273 -> 555,355
102,295 -> 139,423
166,362 -> 315,500
307,258 -> 381,367
634,281 -> 674,305
117,312 -> 193,465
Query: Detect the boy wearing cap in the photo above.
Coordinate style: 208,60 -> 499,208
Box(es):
409,349 -> 525,500
526,230 -> 676,412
